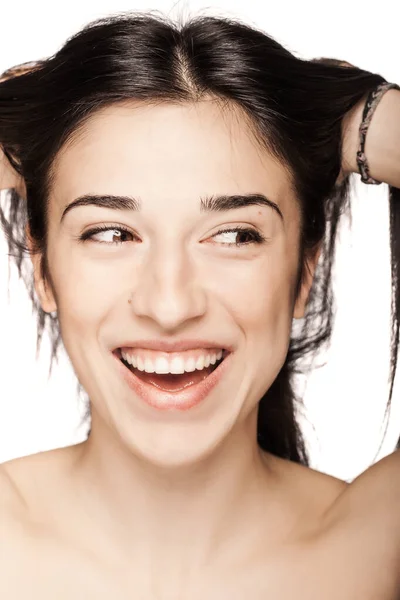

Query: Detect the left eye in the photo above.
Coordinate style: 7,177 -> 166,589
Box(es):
211,226 -> 267,247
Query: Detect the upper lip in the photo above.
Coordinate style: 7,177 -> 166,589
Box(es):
114,339 -> 234,353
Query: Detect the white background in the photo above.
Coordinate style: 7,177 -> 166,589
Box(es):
0,0 -> 399,481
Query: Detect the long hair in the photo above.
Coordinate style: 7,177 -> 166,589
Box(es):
0,11 -> 398,465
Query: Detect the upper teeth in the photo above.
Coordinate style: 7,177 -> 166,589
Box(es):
120,348 -> 224,374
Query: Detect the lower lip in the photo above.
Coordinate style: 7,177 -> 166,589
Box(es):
112,350 -> 232,411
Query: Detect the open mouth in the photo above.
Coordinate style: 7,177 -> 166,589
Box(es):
115,348 -> 228,392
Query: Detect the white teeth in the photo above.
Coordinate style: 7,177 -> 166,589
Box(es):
144,358 -> 155,373
170,356 -> 185,374
120,349 -> 224,375
154,357 -> 170,374
185,357 -> 196,372
195,355 -> 205,370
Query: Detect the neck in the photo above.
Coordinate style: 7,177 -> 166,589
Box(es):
71,409 -> 282,578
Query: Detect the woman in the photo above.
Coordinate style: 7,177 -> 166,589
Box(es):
0,11 -> 399,598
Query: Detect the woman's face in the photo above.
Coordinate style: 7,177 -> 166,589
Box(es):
30,99 -> 316,466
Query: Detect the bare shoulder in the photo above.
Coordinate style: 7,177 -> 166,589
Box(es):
270,450 -> 400,552
0,460 -> 29,521
321,450 -> 400,594
0,444 -> 84,539
0,449 -> 74,598
277,449 -> 400,532
327,450 -> 400,530
270,453 -> 400,597
268,453 -> 348,511
0,446 -> 83,568
0,461 -> 31,591
0,444 -> 83,511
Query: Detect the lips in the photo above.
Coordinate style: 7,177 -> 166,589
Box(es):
112,348 -> 232,411
119,350 -> 224,392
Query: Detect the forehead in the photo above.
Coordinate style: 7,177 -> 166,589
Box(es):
51,100 -> 295,210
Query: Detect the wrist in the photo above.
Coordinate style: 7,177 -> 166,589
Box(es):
341,95 -> 368,176
341,87 -> 400,187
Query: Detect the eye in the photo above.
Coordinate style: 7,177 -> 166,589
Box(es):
78,225 -> 136,245
77,224 -> 268,247
211,226 -> 267,247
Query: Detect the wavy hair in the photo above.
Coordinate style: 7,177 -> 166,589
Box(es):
0,11 -> 398,465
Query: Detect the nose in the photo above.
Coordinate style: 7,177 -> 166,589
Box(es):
129,247 -> 207,331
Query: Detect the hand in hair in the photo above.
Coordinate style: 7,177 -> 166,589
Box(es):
0,60 -> 43,83
0,61 -> 41,197
0,145 -> 25,197
0,145 -> 26,198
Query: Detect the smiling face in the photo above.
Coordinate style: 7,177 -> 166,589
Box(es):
28,99 -> 317,466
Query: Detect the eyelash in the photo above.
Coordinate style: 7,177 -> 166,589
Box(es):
78,224 -> 268,248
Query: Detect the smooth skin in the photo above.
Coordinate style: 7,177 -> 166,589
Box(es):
0,89 -> 400,599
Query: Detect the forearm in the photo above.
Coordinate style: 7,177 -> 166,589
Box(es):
342,89 -> 400,188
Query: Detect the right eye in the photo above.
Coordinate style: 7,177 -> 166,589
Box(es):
78,225 -> 136,245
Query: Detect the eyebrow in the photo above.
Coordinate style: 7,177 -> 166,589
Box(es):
60,193 -> 284,223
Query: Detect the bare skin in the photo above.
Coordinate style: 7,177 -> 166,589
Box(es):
0,65 -> 400,598
0,446 -> 399,599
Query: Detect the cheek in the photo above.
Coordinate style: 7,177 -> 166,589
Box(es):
217,252 -> 296,331
245,276 -> 294,364
243,277 -> 296,402
50,252 -> 121,343
207,256 -> 295,410
220,253 -> 296,380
